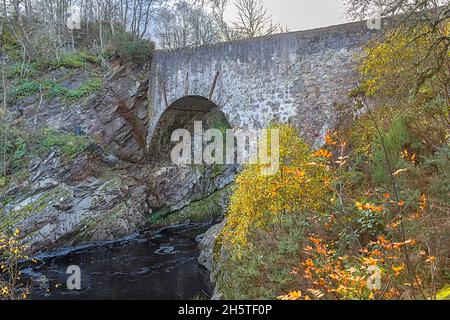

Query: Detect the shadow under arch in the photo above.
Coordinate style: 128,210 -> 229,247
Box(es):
147,95 -> 231,164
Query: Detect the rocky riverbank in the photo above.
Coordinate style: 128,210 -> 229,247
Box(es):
1,61 -> 237,257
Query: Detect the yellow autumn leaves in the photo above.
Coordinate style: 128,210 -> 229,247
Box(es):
359,27 -> 436,98
0,229 -> 23,255
1,229 -> 30,300
222,124 -> 332,253
359,21 -> 449,102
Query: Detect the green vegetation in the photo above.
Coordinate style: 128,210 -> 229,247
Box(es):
0,126 -> 29,175
1,26 -> 22,61
31,51 -> 102,71
38,129 -> 91,159
0,126 -> 91,178
371,116 -> 412,184
6,63 -> 37,78
212,119 -> 232,133
43,79 -> 103,101
54,52 -> 101,69
218,214 -> 308,299
0,32 -> 104,107
10,81 -> 41,98
9,78 -> 102,101
2,35 -> 104,104
110,31 -> 155,65
152,186 -> 232,227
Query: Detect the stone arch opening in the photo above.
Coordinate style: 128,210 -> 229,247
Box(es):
147,95 -> 231,164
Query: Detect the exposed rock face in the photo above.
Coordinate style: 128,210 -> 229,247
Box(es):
0,147 -> 236,254
197,220 -> 225,272
0,147 -> 148,254
12,64 -> 151,164
88,65 -> 150,163
143,164 -> 238,217
153,185 -> 233,227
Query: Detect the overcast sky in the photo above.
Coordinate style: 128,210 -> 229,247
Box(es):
225,0 -> 351,32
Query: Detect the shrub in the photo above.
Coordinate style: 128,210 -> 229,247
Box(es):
1,25 -> 22,61
218,214 -> 309,299
437,286 -> 450,300
111,32 -> 155,65
420,145 -> 450,202
221,124 -> 332,253
277,234 -> 417,300
56,53 -> 86,68
358,27 -> 447,101
0,229 -> 30,300
10,81 -> 41,98
372,116 -> 412,184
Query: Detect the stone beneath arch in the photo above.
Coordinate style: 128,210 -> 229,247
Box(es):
147,96 -> 230,165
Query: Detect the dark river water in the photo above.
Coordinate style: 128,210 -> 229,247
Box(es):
24,224 -> 213,300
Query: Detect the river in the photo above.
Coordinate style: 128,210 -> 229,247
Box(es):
24,224 -> 213,300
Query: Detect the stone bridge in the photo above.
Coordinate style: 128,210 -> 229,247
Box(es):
146,20 -> 377,154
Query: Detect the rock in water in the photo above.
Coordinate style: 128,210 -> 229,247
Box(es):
197,220 -> 227,299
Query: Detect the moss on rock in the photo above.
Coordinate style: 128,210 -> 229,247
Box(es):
152,185 -> 232,227
0,185 -> 72,231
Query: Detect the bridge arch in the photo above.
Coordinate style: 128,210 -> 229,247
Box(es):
147,95 -> 231,164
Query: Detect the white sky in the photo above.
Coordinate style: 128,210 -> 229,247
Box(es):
225,0 -> 351,32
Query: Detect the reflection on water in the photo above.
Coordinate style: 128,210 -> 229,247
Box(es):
26,225 -> 212,300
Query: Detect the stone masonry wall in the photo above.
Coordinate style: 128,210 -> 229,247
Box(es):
148,20 -> 378,147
